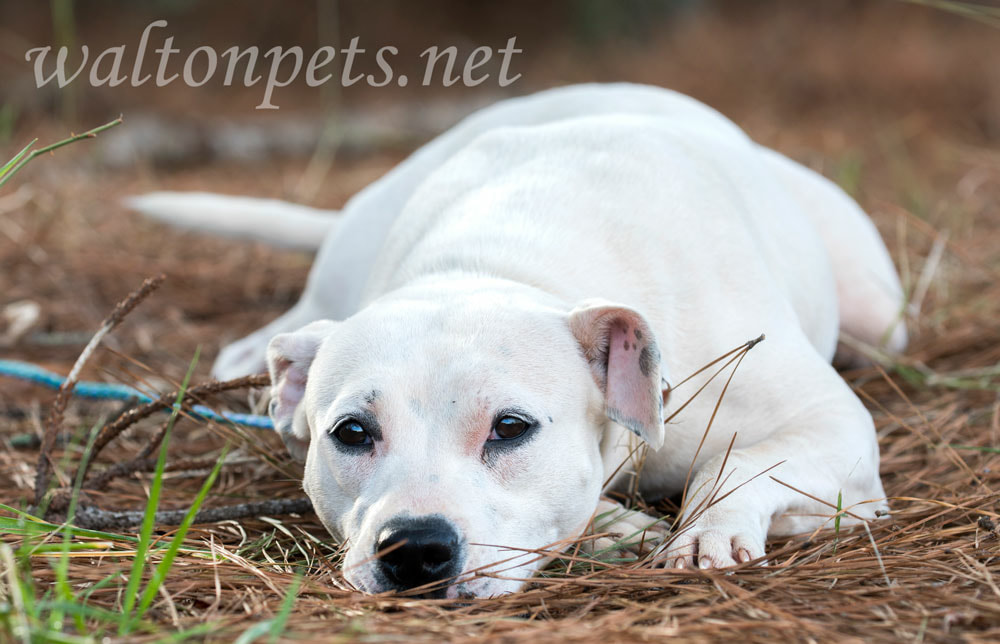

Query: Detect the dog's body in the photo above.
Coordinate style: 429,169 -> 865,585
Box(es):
131,83 -> 906,598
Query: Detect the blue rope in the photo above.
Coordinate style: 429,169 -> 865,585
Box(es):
0,359 -> 274,430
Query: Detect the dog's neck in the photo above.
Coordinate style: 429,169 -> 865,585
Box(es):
363,269 -> 574,317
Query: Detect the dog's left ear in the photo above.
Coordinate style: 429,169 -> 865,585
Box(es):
569,300 -> 666,450
266,319 -> 339,461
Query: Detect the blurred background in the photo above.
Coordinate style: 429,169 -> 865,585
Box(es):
1,1 -> 998,136
0,0 -> 998,383
5,5 -> 1000,638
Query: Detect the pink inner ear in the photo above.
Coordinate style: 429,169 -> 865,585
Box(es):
272,357 -> 308,425
605,321 -> 658,434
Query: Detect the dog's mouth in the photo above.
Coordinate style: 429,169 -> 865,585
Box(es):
388,584 -> 455,599
346,548 -> 531,599
347,563 -> 469,598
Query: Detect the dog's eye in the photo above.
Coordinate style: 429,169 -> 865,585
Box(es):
332,419 -> 371,446
490,415 -> 530,440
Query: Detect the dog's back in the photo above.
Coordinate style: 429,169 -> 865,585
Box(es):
129,83 -> 906,377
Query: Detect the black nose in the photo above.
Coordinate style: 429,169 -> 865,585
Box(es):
375,516 -> 462,594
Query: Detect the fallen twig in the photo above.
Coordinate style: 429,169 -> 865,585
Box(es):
79,373 -> 269,483
69,497 -> 313,531
34,274 -> 165,505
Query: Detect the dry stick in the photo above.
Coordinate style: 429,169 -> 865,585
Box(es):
169,389 -> 301,481
78,373 -> 269,483
83,372 -> 276,491
82,418 -> 174,491
34,274 -> 165,505
69,497 -> 314,531
44,452 -> 239,516
88,348 -> 289,478
65,372 -> 286,528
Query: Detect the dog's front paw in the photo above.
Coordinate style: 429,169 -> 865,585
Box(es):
657,512 -> 766,569
582,500 -> 668,561
212,335 -> 270,380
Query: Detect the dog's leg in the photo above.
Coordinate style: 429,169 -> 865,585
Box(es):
212,301 -> 319,379
581,499 -> 668,561
759,147 -> 908,361
659,350 -> 888,569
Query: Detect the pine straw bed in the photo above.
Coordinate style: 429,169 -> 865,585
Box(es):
2,201 -> 1000,644
2,115 -> 1000,643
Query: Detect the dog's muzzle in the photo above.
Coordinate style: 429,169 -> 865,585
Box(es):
374,515 -> 463,597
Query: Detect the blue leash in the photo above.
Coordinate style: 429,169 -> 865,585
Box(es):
0,359 -> 274,430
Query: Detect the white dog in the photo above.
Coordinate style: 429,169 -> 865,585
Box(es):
129,83 -> 906,598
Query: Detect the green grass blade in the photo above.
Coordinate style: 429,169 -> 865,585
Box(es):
26,542 -> 115,554
0,507 -> 134,543
833,490 -> 843,555
0,117 -> 122,189
134,442 -> 230,618
0,139 -> 35,180
231,575 -> 301,644
52,419 -> 103,634
119,348 -> 200,635
1,543 -> 32,644
79,571 -> 124,605
35,599 -> 138,627
268,574 -> 301,643
233,621 -> 275,644
151,621 -> 221,643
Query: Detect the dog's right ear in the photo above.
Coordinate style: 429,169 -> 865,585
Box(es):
266,320 -> 339,461
568,300 -> 666,450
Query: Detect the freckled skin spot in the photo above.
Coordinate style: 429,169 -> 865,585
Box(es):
607,406 -> 643,439
634,328 -> 643,341
623,339 -> 630,351
639,344 -> 659,378
547,416 -> 553,423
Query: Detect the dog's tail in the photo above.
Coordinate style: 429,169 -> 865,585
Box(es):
759,148 -> 908,365
124,192 -> 337,251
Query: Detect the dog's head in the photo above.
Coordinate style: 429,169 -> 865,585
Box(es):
266,281 -> 666,598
